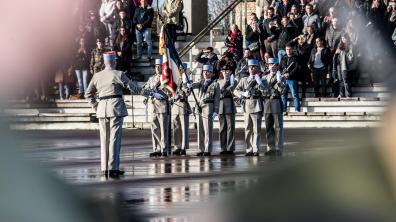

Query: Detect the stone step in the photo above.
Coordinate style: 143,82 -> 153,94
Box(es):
8,113 -> 382,130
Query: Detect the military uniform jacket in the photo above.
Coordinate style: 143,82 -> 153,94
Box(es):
172,79 -> 192,115
143,74 -> 170,114
218,78 -> 237,114
85,69 -> 132,118
262,72 -> 284,114
162,0 -> 183,25
234,75 -> 266,114
191,79 -> 220,115
90,48 -> 104,74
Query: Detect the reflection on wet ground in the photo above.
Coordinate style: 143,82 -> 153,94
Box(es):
17,128 -> 372,221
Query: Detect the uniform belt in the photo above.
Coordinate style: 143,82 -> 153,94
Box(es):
99,95 -> 122,100
203,100 -> 214,104
220,95 -> 233,100
178,99 -> 186,102
264,96 -> 279,99
247,96 -> 260,99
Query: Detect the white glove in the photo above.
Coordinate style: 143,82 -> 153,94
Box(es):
186,83 -> 192,89
276,71 -> 282,83
153,93 -> 165,100
242,90 -> 251,98
220,93 -> 224,99
254,74 -> 263,85
182,74 -> 188,84
212,112 -> 218,119
230,74 -> 235,87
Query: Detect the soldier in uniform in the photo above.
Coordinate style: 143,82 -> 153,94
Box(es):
85,51 -> 148,177
172,65 -> 192,156
218,65 -> 237,155
143,58 -> 171,157
234,59 -> 267,156
186,65 -> 220,156
90,39 -> 105,74
262,58 -> 285,156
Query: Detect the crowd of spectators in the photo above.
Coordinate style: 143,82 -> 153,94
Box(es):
30,0 -> 396,102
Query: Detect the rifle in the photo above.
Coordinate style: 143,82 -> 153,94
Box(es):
234,76 -> 258,106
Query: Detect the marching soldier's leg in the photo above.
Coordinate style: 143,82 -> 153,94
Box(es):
151,114 -> 161,153
265,113 -> 276,151
197,114 -> 205,153
227,113 -> 236,152
245,113 -> 253,154
181,114 -> 189,150
159,113 -> 170,154
172,113 -> 182,150
219,114 -> 227,152
108,116 -> 123,171
99,118 -> 110,171
251,113 -> 262,154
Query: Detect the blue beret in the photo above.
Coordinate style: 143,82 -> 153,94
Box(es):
248,59 -> 259,66
268,57 -> 279,64
155,58 -> 162,65
103,51 -> 117,61
202,64 -> 214,73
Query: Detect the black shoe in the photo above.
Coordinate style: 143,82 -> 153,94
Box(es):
220,151 -> 228,155
108,170 -> 121,178
265,150 -> 276,156
161,152 -> 168,157
196,152 -> 204,156
102,170 -> 109,176
245,152 -> 253,156
203,152 -> 211,156
118,170 -> 125,175
276,150 -> 283,156
149,152 -> 161,157
253,152 -> 260,156
173,149 -> 182,156
227,151 -> 235,155
180,150 -> 187,156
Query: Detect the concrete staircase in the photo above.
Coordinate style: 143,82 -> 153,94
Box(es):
4,83 -> 389,130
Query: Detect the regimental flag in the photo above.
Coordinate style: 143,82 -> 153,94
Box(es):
159,25 -> 183,96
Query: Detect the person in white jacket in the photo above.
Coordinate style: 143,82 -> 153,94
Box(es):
99,0 -> 116,45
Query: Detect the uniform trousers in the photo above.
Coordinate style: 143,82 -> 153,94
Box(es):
245,112 -> 262,153
99,116 -> 123,171
264,113 -> 284,151
172,114 -> 189,150
151,113 -> 169,153
219,113 -> 236,152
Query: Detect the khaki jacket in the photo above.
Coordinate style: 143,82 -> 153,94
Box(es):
172,79 -> 192,115
234,75 -> 266,114
262,72 -> 284,114
85,69 -> 133,118
191,79 -> 220,115
218,78 -> 237,114
143,73 -> 170,114
162,0 -> 183,25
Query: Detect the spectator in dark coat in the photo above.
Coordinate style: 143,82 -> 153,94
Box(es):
133,0 -> 154,60
288,5 -> 303,34
263,7 -> 281,57
246,13 -> 263,59
195,46 -> 219,74
114,27 -> 132,76
278,16 -> 297,52
113,9 -> 132,37
278,0 -> 293,17
308,37 -> 332,97
225,24 -> 244,62
280,44 -> 301,112
216,51 -> 237,78
325,17 -> 342,54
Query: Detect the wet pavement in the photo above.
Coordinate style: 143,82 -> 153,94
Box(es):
16,128 -> 373,221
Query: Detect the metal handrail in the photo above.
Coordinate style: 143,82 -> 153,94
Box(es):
178,0 -> 242,57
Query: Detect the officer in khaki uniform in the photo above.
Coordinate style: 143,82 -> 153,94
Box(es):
262,58 -> 285,156
218,65 -> 237,155
143,58 -> 171,157
234,59 -> 267,156
85,52 -> 144,177
187,65 -> 220,156
172,65 -> 192,156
